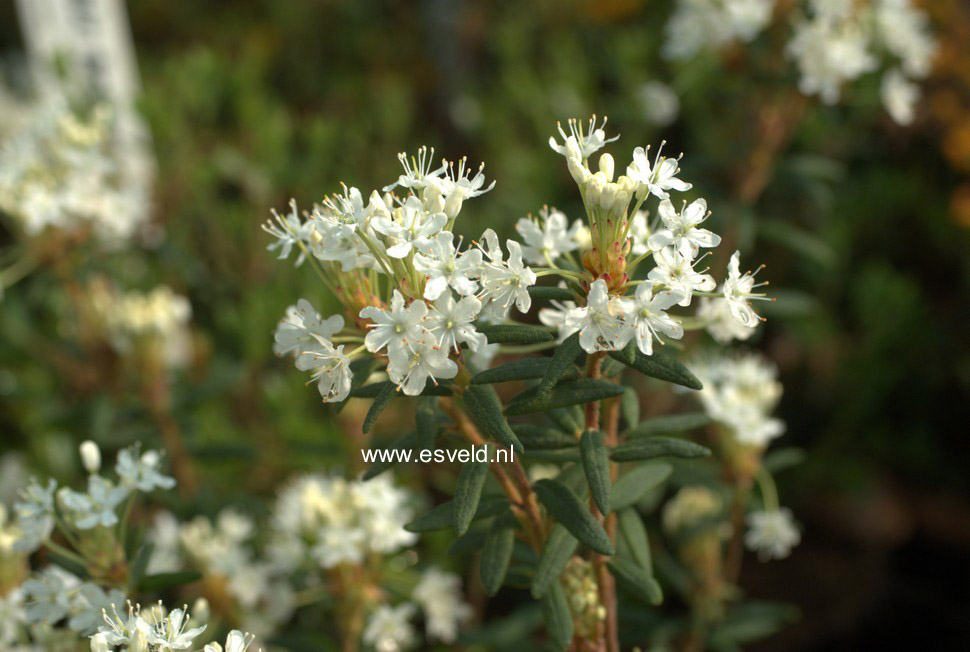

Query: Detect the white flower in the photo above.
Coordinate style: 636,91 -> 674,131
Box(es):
647,247 -> 716,306
146,606 -> 207,650
515,207 -> 583,265
638,81 -> 680,127
432,158 -> 496,219
745,508 -> 800,560
413,568 -> 472,643
538,295 -> 578,343
307,213 -> 375,272
722,251 -> 768,327
21,566 -> 80,625
623,285 -> 684,356
12,478 -> 56,552
477,229 -> 537,319
363,604 -> 417,652
626,144 -> 692,200
413,231 -> 482,300
663,0 -> 773,60
57,476 -> 128,529
548,116 -> 619,162
648,198 -> 720,260
875,0 -> 937,79
426,294 -> 486,353
263,199 -> 312,265
296,339 -> 354,403
359,291 -> 429,354
628,210 -> 651,256
116,445 -> 177,492
387,338 -> 458,396
467,342 -> 500,371
563,280 -> 633,354
383,146 -> 447,192
787,13 -> 876,104
273,298 -> 345,357
372,195 -> 447,259
697,297 -> 757,343
880,68 -> 920,126
204,630 -> 256,652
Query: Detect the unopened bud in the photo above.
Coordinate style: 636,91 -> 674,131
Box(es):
191,597 -> 210,623
568,157 -> 591,186
79,440 -> 101,474
598,153 -> 615,181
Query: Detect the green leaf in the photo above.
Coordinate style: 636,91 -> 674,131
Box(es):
607,557 -> 662,605
521,448 -> 581,463
579,430 -> 611,514
405,494 -> 508,533
610,437 -> 711,462
363,382 -> 397,433
531,524 -> 579,599
472,357 -> 578,385
536,332 -> 583,398
448,526 -> 488,555
460,385 -> 523,452
48,552 -> 88,579
128,542 -> 155,590
454,461 -> 490,535
533,479 -> 613,555
600,355 -> 628,377
478,323 -> 554,345
362,431 -> 417,480
480,514 -> 517,596
620,387 -> 640,430
138,571 -> 203,592
415,396 -> 439,450
608,348 -> 702,390
616,508 -> 653,574
547,406 -> 583,435
528,286 -> 576,302
511,424 -> 577,449
540,582 -> 574,650
352,380 -> 452,398
505,379 -> 625,416
626,413 -> 711,438
610,463 -> 672,511
763,447 -> 806,473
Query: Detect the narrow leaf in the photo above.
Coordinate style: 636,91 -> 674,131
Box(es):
415,396 -> 439,450
461,385 -> 523,452
607,557 -> 663,605
505,379 -> 625,416
335,357 -> 379,413
610,462 -> 672,511
363,382 -> 397,433
610,437 -> 711,462
533,479 -> 613,555
547,406 -> 583,435
608,348 -> 702,390
617,508 -> 653,574
472,357 -> 578,385
362,431 -> 417,480
454,461 -> 490,535
620,387 -> 640,430
481,514 -> 516,596
627,413 -> 711,438
521,448 -> 581,463
128,542 -> 155,589
511,424 -> 577,450
536,332 -> 583,398
579,430 -> 611,514
531,524 -> 579,599
138,571 -> 203,592
405,494 -> 508,533
478,323 -> 555,345
528,286 -> 576,302
540,582 -> 574,650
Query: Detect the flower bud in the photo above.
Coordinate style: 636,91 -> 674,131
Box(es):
598,153 -> 615,181
191,597 -> 211,624
79,440 -> 101,474
568,157 -> 591,186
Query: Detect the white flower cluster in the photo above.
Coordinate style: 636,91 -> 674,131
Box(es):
689,351 -> 785,447
541,118 -> 769,354
269,473 -> 417,570
90,601 -> 257,652
87,280 -> 193,369
663,0 -> 776,60
663,0 -> 937,125
745,508 -> 801,560
147,509 -> 295,639
0,93 -> 149,246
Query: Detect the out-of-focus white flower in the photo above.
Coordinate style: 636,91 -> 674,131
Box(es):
563,280 -> 633,354
79,440 -> 102,475
663,0 -> 774,60
56,476 -> 128,530
662,486 -> 723,534
363,604 -> 417,652
787,11 -> 876,104
12,478 -> 57,552
115,445 -> 176,493
638,81 -> 680,127
745,508 -> 800,560
623,285 -> 684,356
628,210 -> 651,256
412,568 -> 472,643
698,297 -> 757,343
263,199 -> 313,265
515,207 -> 583,265
875,0 -> 937,79
880,68 -> 920,126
